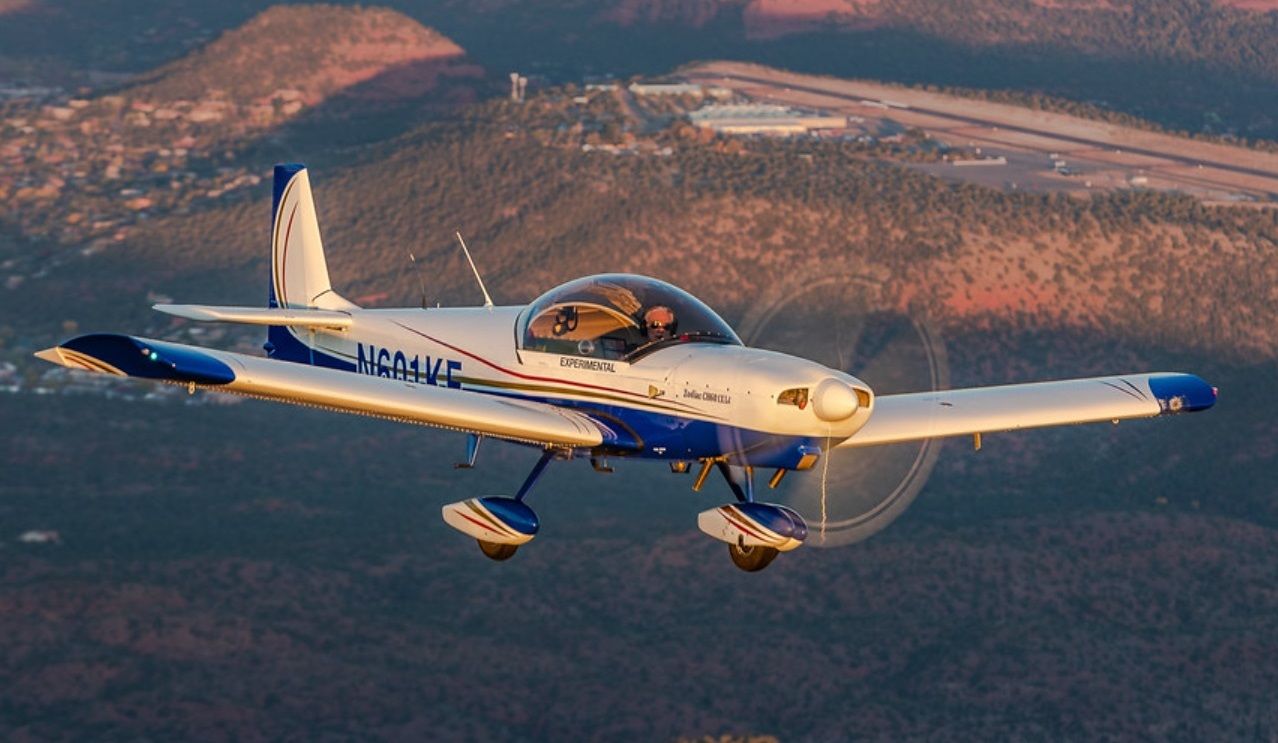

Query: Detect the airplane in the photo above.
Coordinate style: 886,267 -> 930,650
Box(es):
36,164 -> 1218,572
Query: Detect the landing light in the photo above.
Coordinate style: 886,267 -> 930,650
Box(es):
812,378 -> 860,421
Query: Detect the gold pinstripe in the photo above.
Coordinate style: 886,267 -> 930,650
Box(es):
58,349 -> 126,376
464,499 -> 522,537
289,332 -> 720,419
724,504 -> 784,542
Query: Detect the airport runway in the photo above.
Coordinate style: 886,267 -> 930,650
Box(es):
685,62 -> 1278,204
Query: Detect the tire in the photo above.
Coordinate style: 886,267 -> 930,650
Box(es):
728,543 -> 779,572
478,540 -> 519,561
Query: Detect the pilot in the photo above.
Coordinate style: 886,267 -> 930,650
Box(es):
643,305 -> 677,342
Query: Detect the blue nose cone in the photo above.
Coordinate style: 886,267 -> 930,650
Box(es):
1148,374 -> 1217,414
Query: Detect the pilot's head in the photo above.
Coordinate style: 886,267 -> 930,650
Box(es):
643,305 -> 676,341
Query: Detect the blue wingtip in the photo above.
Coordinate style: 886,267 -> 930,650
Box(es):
1148,373 -> 1217,414
62,334 -> 235,386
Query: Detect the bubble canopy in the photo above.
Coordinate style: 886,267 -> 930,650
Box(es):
518,274 -> 742,362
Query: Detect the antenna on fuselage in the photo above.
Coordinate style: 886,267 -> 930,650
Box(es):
455,231 -> 494,309
407,251 -> 429,309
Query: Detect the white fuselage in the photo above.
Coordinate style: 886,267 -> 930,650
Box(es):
285,306 -> 874,464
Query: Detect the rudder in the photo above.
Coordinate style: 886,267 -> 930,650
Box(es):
269,164 -> 353,311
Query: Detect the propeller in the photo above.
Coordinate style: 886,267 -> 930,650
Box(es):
736,273 -> 950,548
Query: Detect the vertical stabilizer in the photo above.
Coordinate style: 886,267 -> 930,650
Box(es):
265,164 -> 356,369
269,164 -> 354,311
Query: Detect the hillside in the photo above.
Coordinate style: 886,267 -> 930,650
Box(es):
0,6 -> 479,265
128,5 -> 466,107
0,391 -> 1272,740
7,64 -> 1276,375
100,98 -> 1278,362
602,0 -> 1278,135
605,0 -> 1278,72
4,0 -> 1278,139
1215,0 -> 1278,9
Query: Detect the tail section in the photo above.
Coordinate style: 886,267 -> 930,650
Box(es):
265,164 -> 357,369
269,164 -> 355,311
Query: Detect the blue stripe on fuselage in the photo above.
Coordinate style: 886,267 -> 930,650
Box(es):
460,382 -> 822,467
264,326 -> 355,371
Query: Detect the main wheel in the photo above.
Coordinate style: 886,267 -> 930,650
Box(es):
728,543 -> 779,572
478,540 -> 519,561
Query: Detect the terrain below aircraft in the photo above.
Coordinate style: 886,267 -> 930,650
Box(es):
37,164 -> 1218,571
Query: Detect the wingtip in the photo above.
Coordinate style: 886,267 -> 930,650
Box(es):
33,346 -> 65,366
1149,373 -> 1216,413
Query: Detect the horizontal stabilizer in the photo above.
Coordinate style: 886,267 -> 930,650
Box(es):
154,304 -> 353,330
840,372 -> 1215,448
36,334 -> 604,449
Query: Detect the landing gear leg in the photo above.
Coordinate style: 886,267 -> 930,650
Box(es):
455,434 -> 483,469
473,449 -> 557,560
444,449 -> 559,562
715,462 -> 755,503
515,449 -> 556,502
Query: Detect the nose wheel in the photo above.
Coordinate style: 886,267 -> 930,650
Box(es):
698,467 -> 808,571
728,542 -> 779,572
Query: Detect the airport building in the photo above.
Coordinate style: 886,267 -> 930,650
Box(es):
687,103 -> 847,135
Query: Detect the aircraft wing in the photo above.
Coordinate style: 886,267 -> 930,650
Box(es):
838,373 -> 1216,449
35,334 -> 604,448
